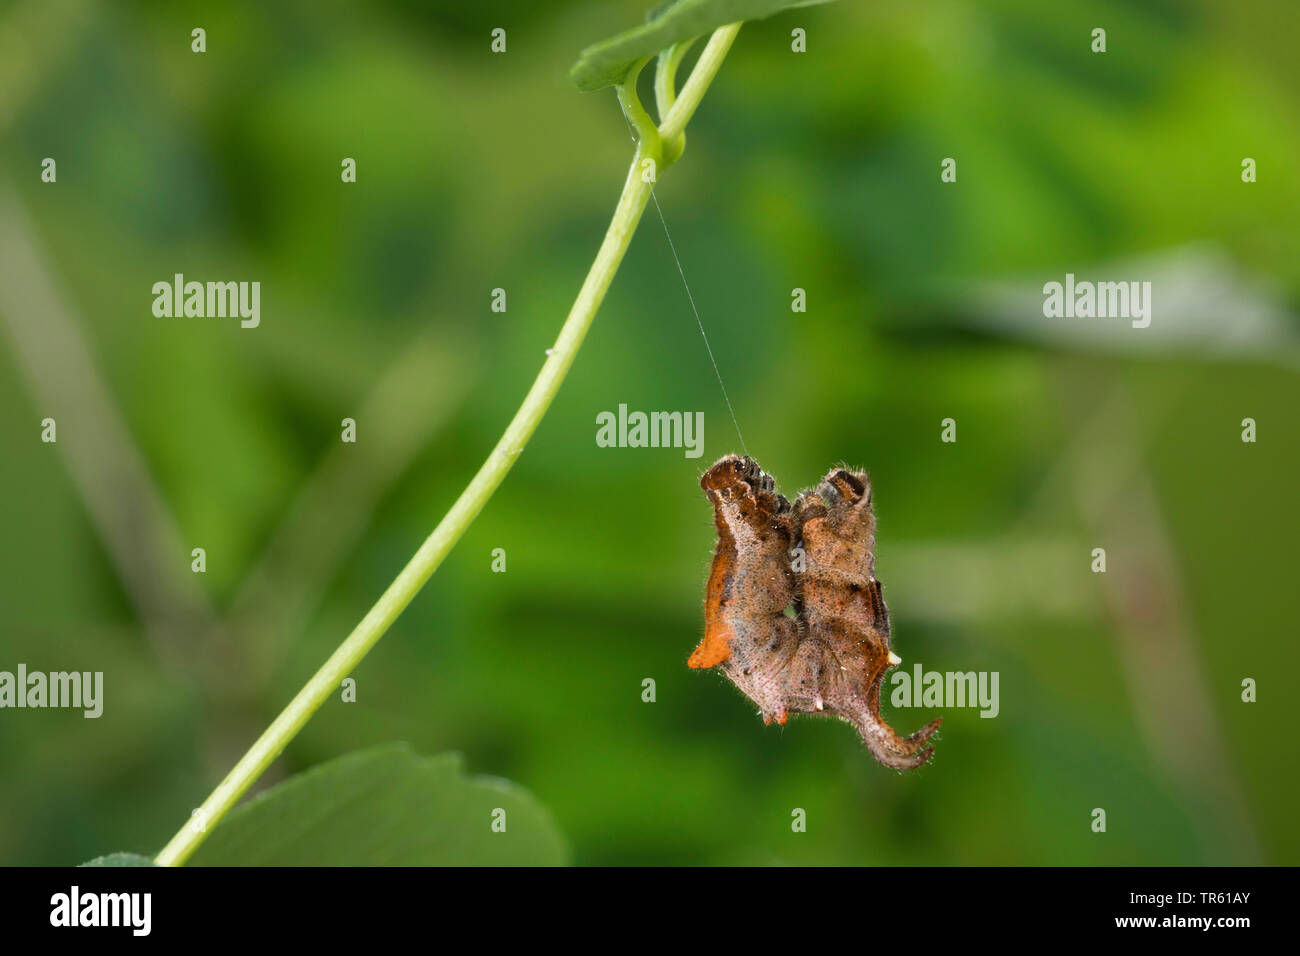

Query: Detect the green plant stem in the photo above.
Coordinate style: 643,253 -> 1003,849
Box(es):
152,66 -> 695,867
620,56 -> 660,147
658,23 -> 741,154
655,40 -> 696,165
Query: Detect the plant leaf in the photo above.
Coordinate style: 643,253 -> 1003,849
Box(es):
570,0 -> 836,92
957,244 -> 1300,369
187,744 -> 568,866
79,853 -> 156,867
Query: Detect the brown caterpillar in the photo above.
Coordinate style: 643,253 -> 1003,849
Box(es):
690,455 -> 940,769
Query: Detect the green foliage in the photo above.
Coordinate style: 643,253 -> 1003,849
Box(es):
2,0 -> 1297,868
570,0 -> 835,90
187,745 -> 568,866
79,853 -> 156,867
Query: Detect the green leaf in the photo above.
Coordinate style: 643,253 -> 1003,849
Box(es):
570,0 -> 835,92
958,246 -> 1300,368
188,744 -> 568,866
79,853 -> 156,867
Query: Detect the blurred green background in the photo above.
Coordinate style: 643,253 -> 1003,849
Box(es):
1,0 -> 1297,865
